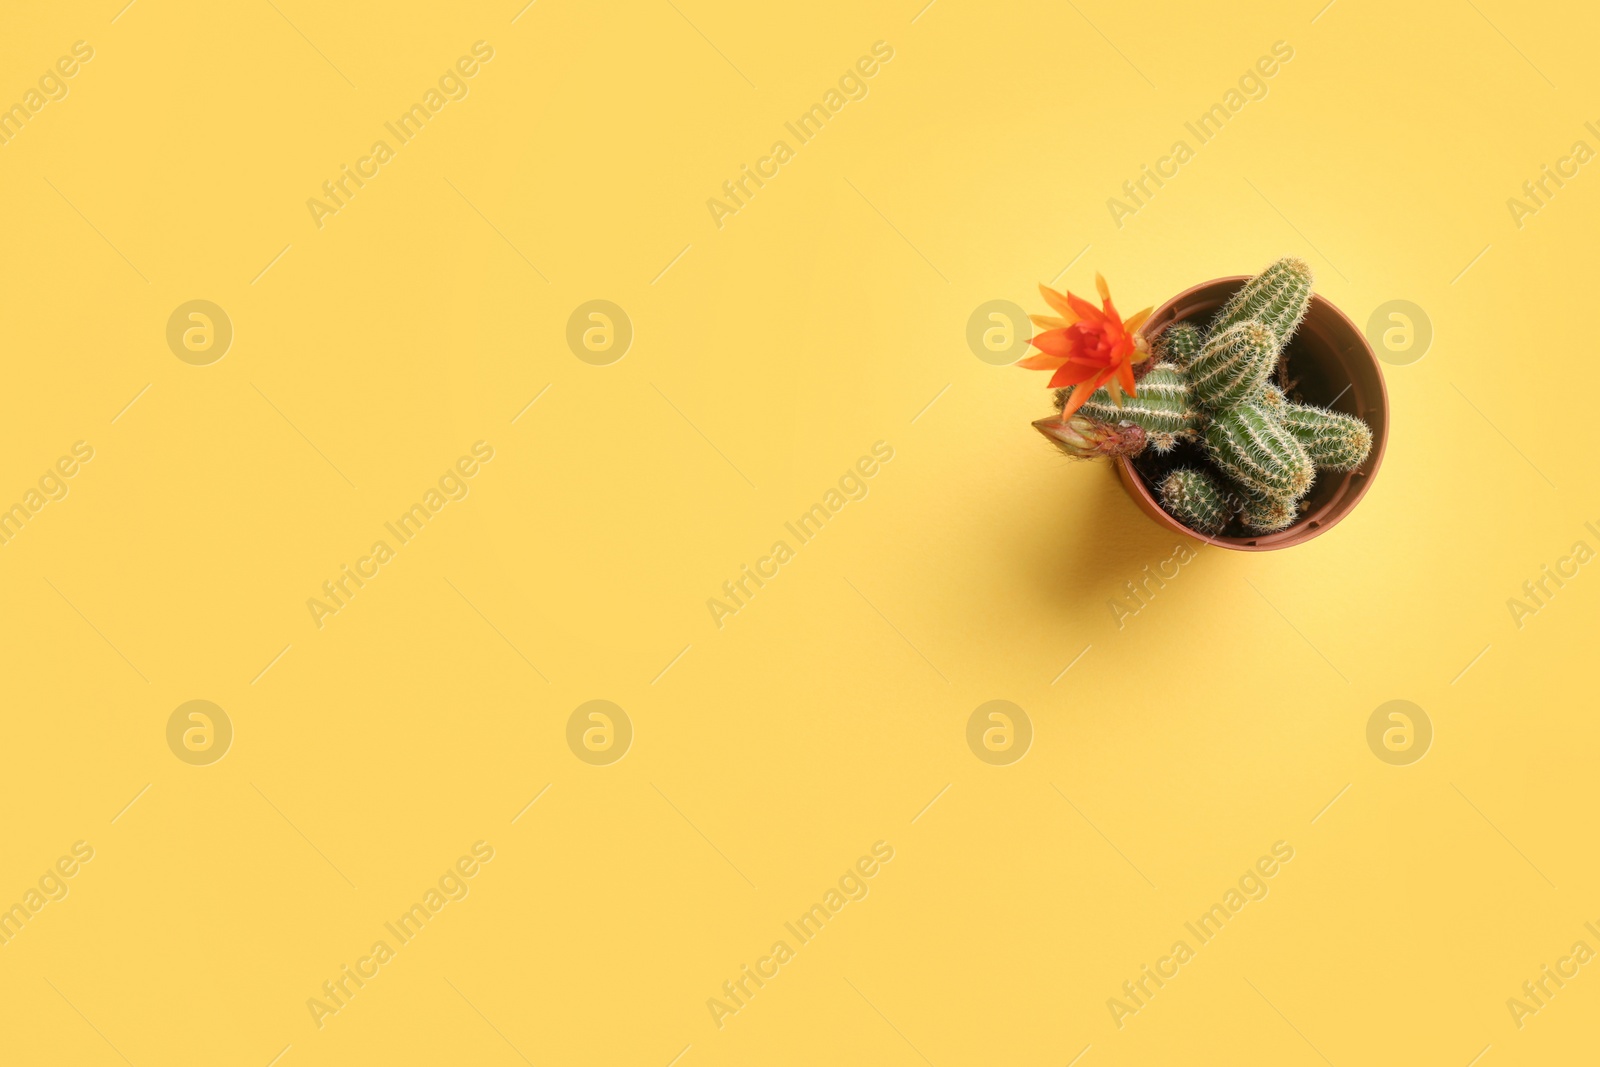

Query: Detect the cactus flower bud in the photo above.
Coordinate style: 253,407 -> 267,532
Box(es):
1031,414 -> 1147,458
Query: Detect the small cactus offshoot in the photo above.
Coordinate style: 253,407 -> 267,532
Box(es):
1023,258 -> 1375,537
1239,493 -> 1298,533
1157,321 -> 1202,367
1259,382 -> 1287,414
1159,468 -> 1232,536
1205,400 -> 1314,500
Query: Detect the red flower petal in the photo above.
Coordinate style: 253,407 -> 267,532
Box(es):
1029,328 -> 1077,357
1047,360 -> 1103,389
1067,292 -> 1108,325
1115,358 -> 1137,395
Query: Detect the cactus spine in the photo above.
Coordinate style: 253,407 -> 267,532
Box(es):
1282,403 -> 1372,472
1060,363 -> 1200,452
1189,321 -> 1277,411
1159,469 -> 1232,536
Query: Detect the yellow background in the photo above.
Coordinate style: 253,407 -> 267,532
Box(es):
1,0 -> 1596,1064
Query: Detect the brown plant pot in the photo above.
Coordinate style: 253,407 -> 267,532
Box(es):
1114,276 -> 1389,551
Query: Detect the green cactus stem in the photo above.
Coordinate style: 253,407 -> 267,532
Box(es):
1204,400 -> 1313,499
1159,468 -> 1232,536
1057,362 -> 1201,452
1282,403 -> 1373,472
1239,493 -> 1298,533
1209,257 -> 1314,348
1189,321 -> 1277,411
1156,321 -> 1202,367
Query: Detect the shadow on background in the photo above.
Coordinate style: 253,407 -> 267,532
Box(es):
1012,457 -> 1223,628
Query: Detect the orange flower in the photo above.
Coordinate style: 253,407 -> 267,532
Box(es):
1020,274 -> 1153,419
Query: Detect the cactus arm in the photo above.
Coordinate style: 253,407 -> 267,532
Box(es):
1057,363 -> 1200,452
1208,258 -> 1314,348
1203,400 -> 1313,499
1189,321 -> 1277,410
1282,403 -> 1373,471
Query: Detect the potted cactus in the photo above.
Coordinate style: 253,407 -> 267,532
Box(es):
1025,258 -> 1386,549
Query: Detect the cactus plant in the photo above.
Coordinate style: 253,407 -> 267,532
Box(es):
1022,257 -> 1374,537
1058,362 -> 1200,452
1158,468 -> 1231,536
1189,321 -> 1277,411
